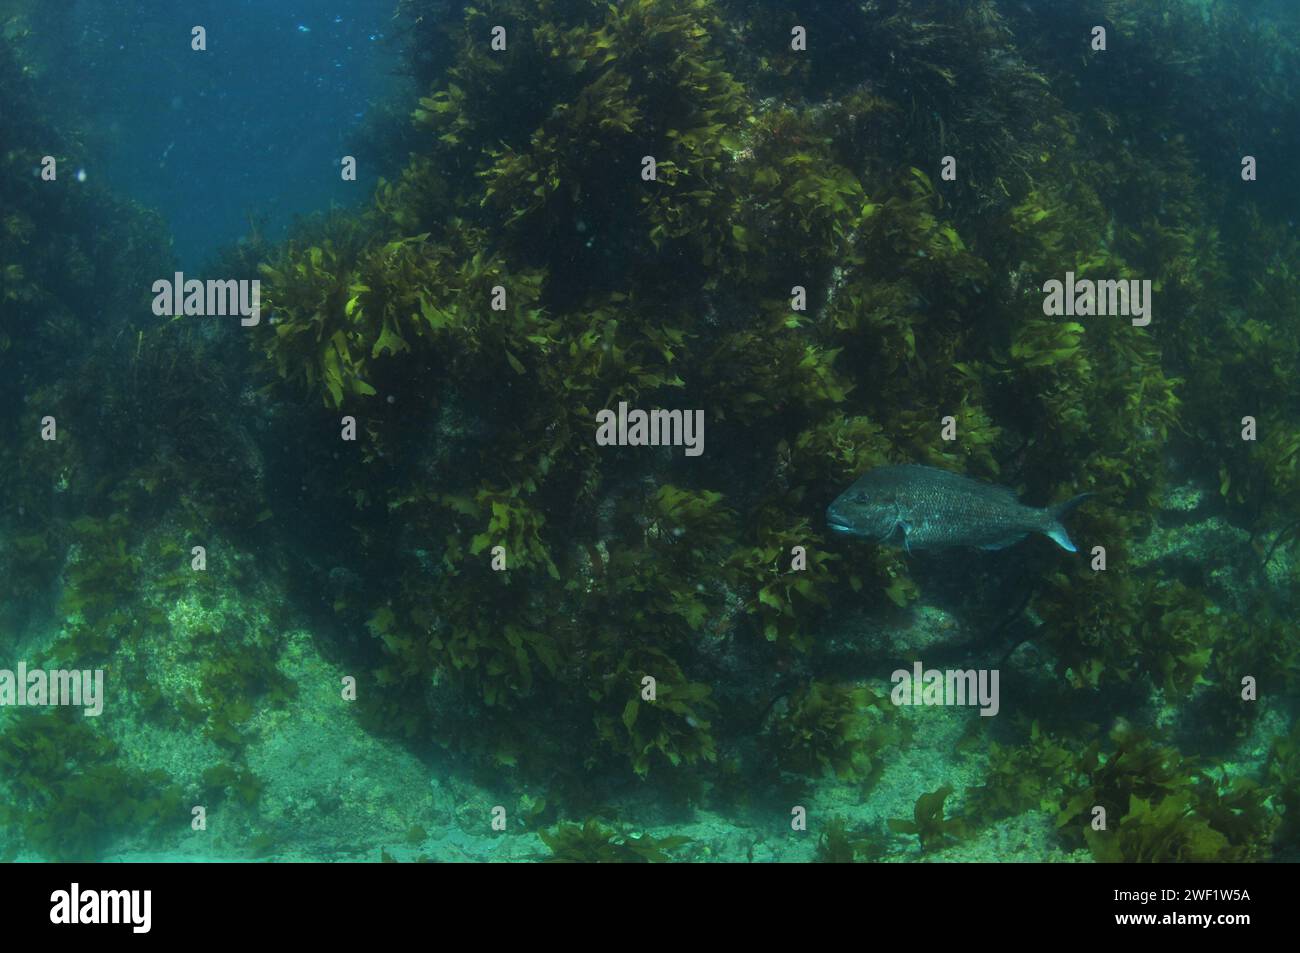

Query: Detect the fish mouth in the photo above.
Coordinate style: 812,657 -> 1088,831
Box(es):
826,516 -> 855,534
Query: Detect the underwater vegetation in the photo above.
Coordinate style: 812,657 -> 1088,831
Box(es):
537,819 -> 691,863
1,0 -> 1298,861
242,0 -> 1300,857
0,5 -> 296,857
967,721 -> 1279,862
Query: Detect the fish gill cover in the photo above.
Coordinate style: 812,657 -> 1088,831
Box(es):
0,0 -> 1296,865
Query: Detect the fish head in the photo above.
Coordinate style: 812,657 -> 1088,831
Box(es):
826,485 -> 901,541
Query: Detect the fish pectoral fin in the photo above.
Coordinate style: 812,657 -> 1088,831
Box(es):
876,521 -> 911,551
899,520 -> 914,555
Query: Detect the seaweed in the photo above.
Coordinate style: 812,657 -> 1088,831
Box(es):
816,816 -> 887,863
889,786 -> 968,853
538,819 -> 691,863
968,722 -> 1278,862
0,709 -> 183,861
764,681 -> 904,782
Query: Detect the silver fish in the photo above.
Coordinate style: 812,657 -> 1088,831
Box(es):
826,464 -> 1093,553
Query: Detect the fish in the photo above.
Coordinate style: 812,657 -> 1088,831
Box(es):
826,464 -> 1094,553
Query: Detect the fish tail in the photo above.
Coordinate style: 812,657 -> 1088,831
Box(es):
1043,492 -> 1096,553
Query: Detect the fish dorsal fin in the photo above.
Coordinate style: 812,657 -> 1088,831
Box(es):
908,464 -> 1019,501
987,483 -> 1019,503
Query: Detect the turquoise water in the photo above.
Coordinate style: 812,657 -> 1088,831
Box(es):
0,0 -> 1297,863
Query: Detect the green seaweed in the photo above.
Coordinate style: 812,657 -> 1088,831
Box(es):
764,681 -> 904,782
538,819 -> 691,863
889,786 -> 967,853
